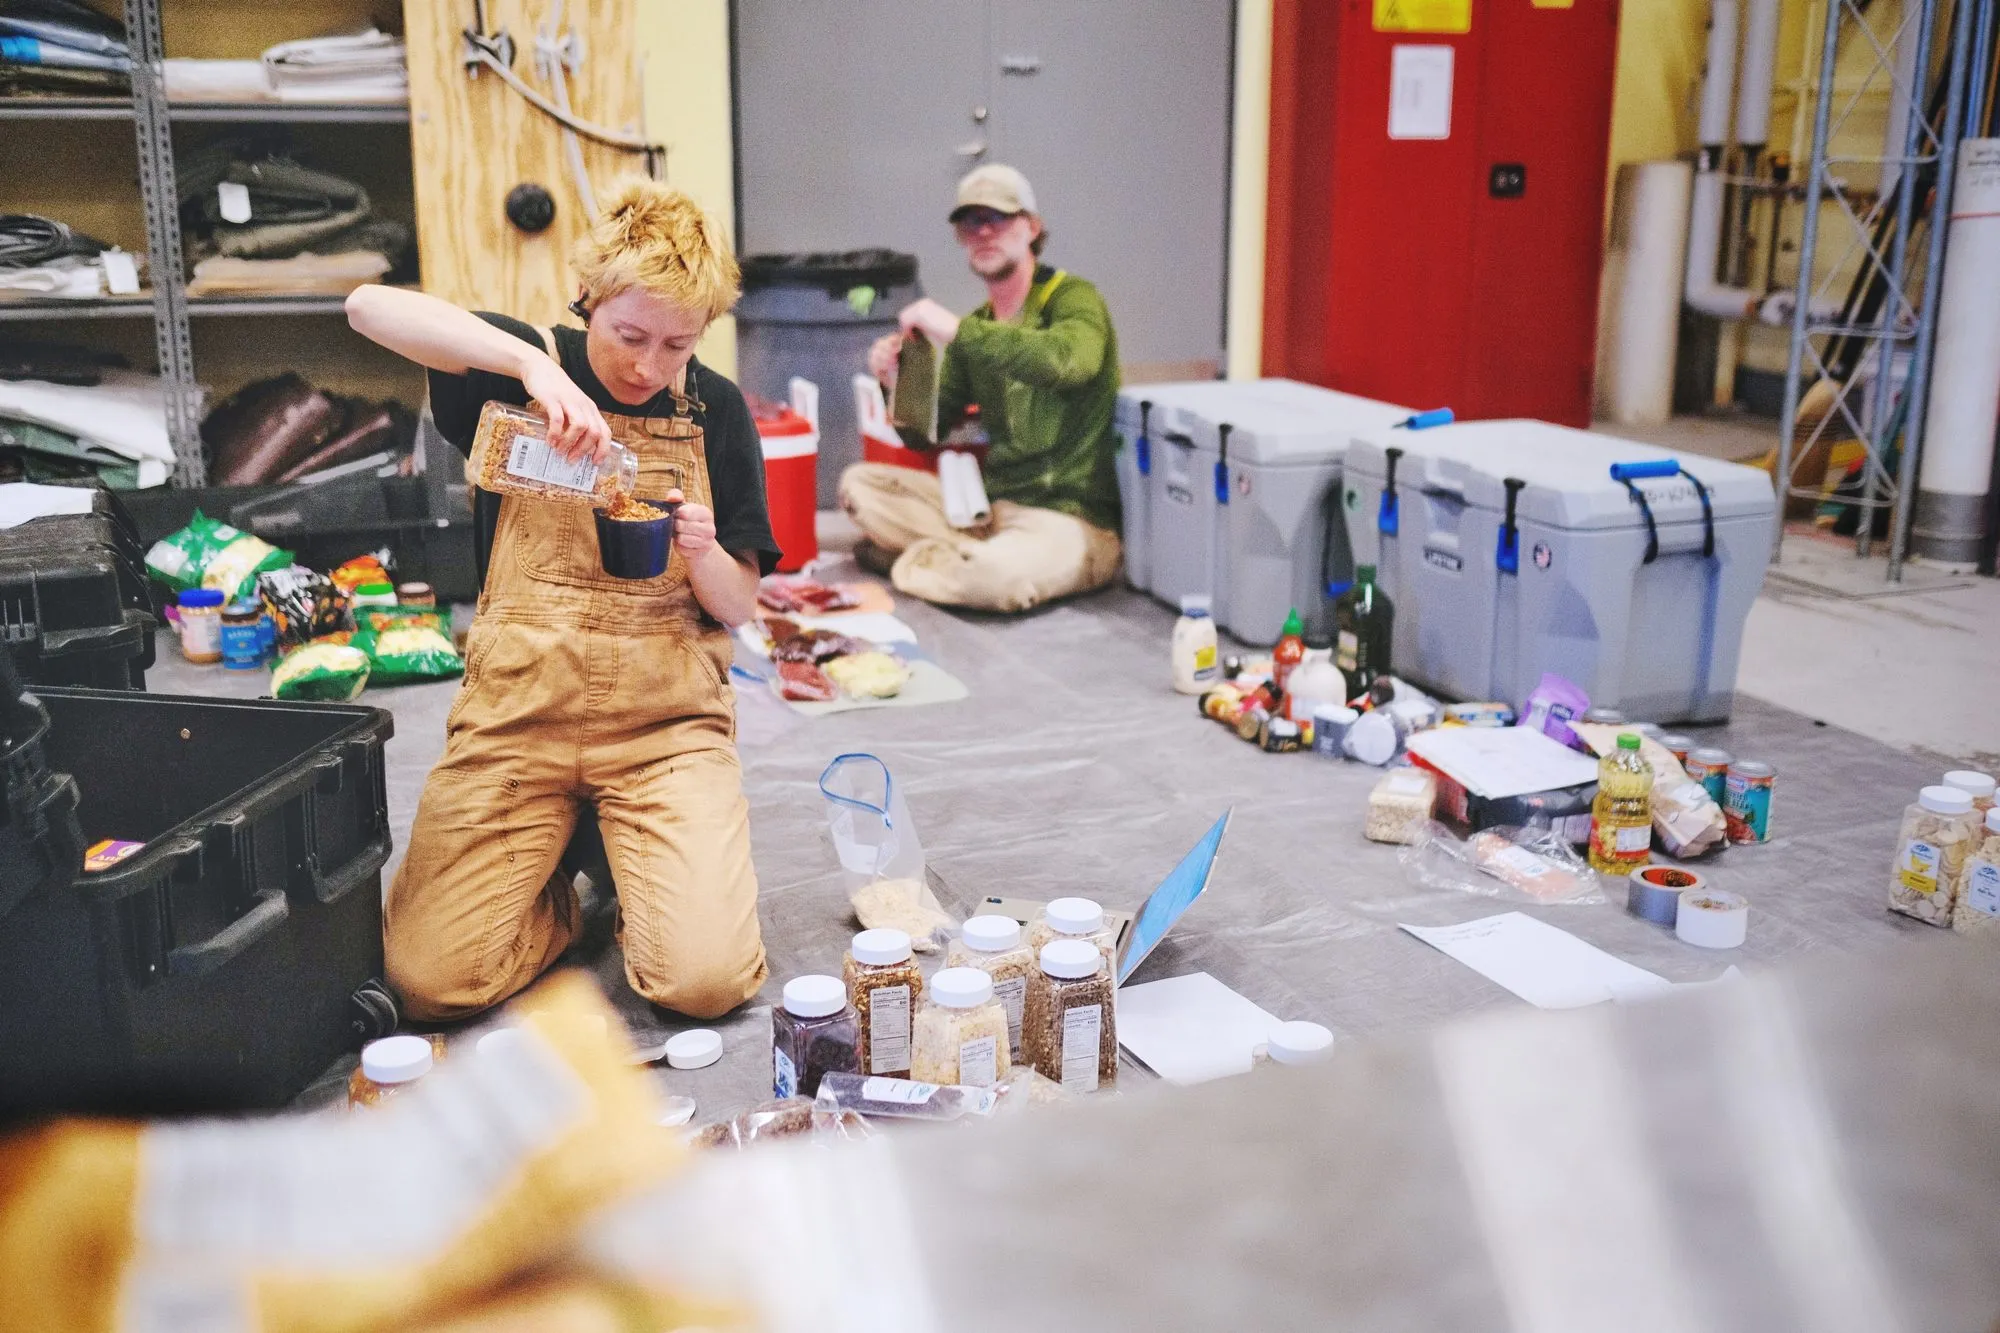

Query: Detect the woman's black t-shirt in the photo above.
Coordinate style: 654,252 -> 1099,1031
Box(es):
429,312 -> 781,579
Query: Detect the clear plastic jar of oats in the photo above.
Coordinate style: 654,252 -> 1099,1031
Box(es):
946,914 -> 1035,1062
1889,785 -> 1979,927
911,967 -> 1011,1088
468,400 -> 638,505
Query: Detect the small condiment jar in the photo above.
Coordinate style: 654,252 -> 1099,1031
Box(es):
1027,896 -> 1119,982
1261,1020 -> 1335,1066
946,914 -> 1034,1061
395,581 -> 437,608
844,928 -> 923,1077
912,966 -> 1011,1088
772,974 -> 860,1099
348,1034 -> 434,1108
176,588 -> 224,664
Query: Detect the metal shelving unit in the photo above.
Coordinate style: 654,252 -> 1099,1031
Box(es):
0,97 -> 408,123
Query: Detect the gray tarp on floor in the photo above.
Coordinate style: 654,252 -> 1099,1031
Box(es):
148,562 -> 1962,1121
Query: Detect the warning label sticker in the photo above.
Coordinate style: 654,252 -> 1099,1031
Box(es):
1373,0 -> 1471,33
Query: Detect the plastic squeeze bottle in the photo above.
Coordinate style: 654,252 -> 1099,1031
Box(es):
1284,629 -> 1348,723
1334,565 -> 1393,689
1171,594 -> 1220,695
1272,608 -> 1307,691
1588,733 -> 1655,874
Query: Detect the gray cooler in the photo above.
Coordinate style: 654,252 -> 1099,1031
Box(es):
1342,419 -> 1776,723
1114,381 -> 1240,594
1148,381 -> 1413,644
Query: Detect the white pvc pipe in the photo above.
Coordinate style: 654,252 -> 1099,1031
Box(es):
1914,140 -> 2000,564
1601,161 -> 1695,424
1735,0 -> 1781,150
1687,0 -> 1759,319
1698,0 -> 1741,147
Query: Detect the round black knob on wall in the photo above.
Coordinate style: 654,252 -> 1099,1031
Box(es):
505,183 -> 557,234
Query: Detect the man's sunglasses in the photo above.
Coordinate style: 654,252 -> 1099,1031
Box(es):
953,208 -> 1016,235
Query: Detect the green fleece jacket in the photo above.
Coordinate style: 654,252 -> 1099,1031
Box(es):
938,264 -> 1122,532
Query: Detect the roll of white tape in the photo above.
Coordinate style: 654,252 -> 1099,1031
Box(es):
1675,887 -> 1748,948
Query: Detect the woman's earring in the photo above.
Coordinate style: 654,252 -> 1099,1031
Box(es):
568,299 -> 590,323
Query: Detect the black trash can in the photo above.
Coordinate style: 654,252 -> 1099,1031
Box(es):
735,250 -> 920,508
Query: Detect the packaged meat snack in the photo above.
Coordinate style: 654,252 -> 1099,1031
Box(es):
777,660 -> 838,702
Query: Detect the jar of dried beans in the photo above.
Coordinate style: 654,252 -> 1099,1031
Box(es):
771,974 -> 860,1099
468,401 -> 638,505
1026,897 -> 1119,984
1022,939 -> 1117,1093
946,915 -> 1034,1061
911,967 -> 1011,1088
844,928 -> 923,1078
1889,785 -> 1979,927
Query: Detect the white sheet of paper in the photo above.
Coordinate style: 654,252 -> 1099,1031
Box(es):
1401,913 -> 1672,1009
100,250 -> 140,295
794,612 -> 918,645
0,482 -> 94,529
1116,971 -> 1284,1084
1406,725 -> 1601,799
1388,44 -> 1454,140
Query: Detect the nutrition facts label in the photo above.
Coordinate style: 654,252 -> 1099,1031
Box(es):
1061,1004 -> 1103,1092
993,975 -> 1027,1051
506,434 -> 598,494
958,1035 -> 998,1089
870,984 -> 911,1073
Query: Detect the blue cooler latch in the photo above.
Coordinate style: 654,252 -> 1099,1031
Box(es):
1136,400 -> 1152,476
1378,446 -> 1403,535
1214,422 -> 1233,506
1610,459 -> 1715,564
1495,477 -> 1527,574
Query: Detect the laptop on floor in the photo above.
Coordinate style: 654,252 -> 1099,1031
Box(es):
977,809 -> 1231,987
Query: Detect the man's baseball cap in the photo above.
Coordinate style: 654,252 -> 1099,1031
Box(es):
950,164 -> 1037,222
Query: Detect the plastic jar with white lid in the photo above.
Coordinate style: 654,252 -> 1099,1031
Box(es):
945,915 -> 1034,1060
1952,807 -> 2000,938
1890,785 -> 1979,926
1022,939 -> 1117,1092
844,929 -> 923,1077
912,966 -> 1011,1088
772,974 -> 859,1098
348,1034 -> 435,1108
1260,1020 -> 1335,1066
1943,770 -> 1996,814
1027,896 -> 1118,982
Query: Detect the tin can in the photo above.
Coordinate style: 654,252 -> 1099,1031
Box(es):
220,601 -> 266,671
1685,747 -> 1734,804
1259,717 -> 1304,753
1312,704 -> 1358,758
1657,733 -> 1695,766
1582,707 -> 1627,726
1724,761 -> 1776,843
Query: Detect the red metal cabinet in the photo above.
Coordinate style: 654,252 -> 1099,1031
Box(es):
1263,0 -> 1620,427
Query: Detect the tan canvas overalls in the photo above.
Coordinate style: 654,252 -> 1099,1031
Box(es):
386,336 -> 767,1021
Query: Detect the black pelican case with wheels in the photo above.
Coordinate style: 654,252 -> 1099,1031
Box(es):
0,686 -> 397,1118
0,494 -> 157,690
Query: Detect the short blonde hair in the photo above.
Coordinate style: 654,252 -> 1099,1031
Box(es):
572,178 -> 740,323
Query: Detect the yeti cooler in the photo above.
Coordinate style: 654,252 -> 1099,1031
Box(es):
1342,419 -> 1775,723
1148,381 -> 1414,644
1114,381 -> 1240,594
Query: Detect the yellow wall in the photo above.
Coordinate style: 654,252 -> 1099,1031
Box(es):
637,0 -> 739,377
1227,0 -> 1275,380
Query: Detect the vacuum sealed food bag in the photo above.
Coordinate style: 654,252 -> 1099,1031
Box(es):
812,1071 -> 999,1122
1401,821 -> 1606,904
0,974 -> 688,1333
271,641 -> 371,701
352,620 -> 464,685
686,1096 -> 873,1151
821,753 -> 954,950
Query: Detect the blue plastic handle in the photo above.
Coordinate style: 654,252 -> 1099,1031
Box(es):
1398,407 -> 1455,431
1214,460 -> 1230,506
1136,434 -> 1151,475
1610,459 -> 1680,481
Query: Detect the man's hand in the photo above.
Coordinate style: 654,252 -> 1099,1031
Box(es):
867,331 -> 903,385
898,298 -> 961,347
664,489 -> 717,557
521,354 -> 613,463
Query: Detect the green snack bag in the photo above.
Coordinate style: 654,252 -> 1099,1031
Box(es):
201,529 -> 293,603
271,642 -> 372,701
143,510 -> 235,592
352,622 -> 464,686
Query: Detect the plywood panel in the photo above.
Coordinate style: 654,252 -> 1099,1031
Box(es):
405,0 -> 648,321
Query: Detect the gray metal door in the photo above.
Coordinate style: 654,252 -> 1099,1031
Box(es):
733,0 -> 1232,370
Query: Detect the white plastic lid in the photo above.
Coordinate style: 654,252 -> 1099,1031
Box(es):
1266,1021 -> 1335,1065
1312,704 -> 1358,726
1919,785 -> 1974,816
1040,938 -> 1102,979
1988,807 -> 2000,835
475,1027 -> 523,1058
960,914 -> 1023,953
850,928 -> 913,966
1044,897 -> 1105,935
361,1034 -> 434,1085
1346,710 -> 1400,766
929,967 -> 996,1008
1179,593 -> 1212,616
783,974 -> 848,1018
665,1028 -> 723,1070
1943,770 -> 1996,799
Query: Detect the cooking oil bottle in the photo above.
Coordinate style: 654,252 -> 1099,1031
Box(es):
1588,733 -> 1654,874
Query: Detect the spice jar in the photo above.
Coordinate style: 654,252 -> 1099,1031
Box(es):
911,967 -> 1011,1088
1952,807 -> 2000,938
1260,1020 -> 1335,1066
347,1034 -> 434,1108
1027,897 -> 1119,984
1889,785 -> 1978,927
469,400 -> 639,506
1022,939 -> 1117,1093
1943,770 -> 1996,815
396,581 -> 436,608
177,588 -> 224,664
844,928 -> 923,1077
771,974 -> 859,1099
946,914 -> 1034,1061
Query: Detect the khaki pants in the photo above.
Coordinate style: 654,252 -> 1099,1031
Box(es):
839,462 -> 1122,613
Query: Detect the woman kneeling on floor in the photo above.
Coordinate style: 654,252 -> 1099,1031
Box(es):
345,180 -> 778,1021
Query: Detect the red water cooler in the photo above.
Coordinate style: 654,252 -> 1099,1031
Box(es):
1262,0 -> 1620,427
756,377 -> 820,572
